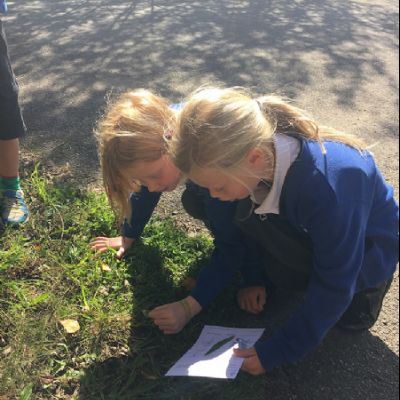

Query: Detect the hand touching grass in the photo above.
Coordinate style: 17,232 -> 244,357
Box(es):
148,296 -> 202,334
90,236 -> 135,259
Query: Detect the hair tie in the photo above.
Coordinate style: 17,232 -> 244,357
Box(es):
179,298 -> 192,321
163,130 -> 173,140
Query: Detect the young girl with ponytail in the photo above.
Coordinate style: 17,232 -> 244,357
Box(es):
171,87 -> 399,375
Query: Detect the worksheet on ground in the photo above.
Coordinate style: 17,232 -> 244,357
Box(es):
165,325 -> 265,379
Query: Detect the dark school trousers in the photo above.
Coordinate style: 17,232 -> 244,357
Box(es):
234,197 -> 393,331
0,19 -> 26,140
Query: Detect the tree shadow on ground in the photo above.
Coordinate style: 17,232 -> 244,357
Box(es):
3,0 -> 399,183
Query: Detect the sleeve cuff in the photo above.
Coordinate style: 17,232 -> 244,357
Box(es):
255,337 -> 287,372
190,288 -> 210,309
122,219 -> 140,239
239,269 -> 266,288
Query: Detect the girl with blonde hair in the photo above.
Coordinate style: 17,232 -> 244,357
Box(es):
91,89 -> 266,335
171,87 -> 399,375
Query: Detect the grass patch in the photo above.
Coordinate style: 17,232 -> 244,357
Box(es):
0,167 -> 267,399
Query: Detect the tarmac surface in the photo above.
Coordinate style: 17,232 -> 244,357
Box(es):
2,1 -> 399,399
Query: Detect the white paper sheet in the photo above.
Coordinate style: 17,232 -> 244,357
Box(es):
165,325 -> 265,379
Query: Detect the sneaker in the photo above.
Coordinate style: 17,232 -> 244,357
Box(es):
0,189 -> 29,225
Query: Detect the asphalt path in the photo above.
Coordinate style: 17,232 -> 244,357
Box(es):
2,1 -> 398,399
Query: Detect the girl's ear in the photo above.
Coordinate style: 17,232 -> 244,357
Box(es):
245,147 -> 265,169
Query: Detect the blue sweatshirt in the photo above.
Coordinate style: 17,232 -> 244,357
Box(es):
255,140 -> 399,371
122,100 -> 265,305
122,182 -> 266,307
0,0 -> 7,14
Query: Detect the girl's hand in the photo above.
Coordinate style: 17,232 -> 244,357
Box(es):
237,286 -> 266,314
148,296 -> 202,334
90,236 -> 135,259
233,347 -> 266,375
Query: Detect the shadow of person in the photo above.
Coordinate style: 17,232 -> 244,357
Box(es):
78,235 -> 210,399
0,219 -> 5,237
79,280 -> 399,400
245,287 -> 400,400
265,327 -> 399,400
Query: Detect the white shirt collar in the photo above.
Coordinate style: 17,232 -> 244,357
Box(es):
252,134 -> 301,215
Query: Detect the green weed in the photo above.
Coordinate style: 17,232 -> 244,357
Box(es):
0,166 -> 267,399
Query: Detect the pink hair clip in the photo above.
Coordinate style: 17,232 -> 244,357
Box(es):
164,130 -> 173,140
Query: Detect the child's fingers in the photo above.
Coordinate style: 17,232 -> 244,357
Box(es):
233,347 -> 257,358
238,288 -> 266,314
253,292 -> 266,313
152,317 -> 171,327
240,297 -> 256,314
158,323 -> 180,334
241,356 -> 266,375
239,292 -> 252,312
91,246 -> 108,254
116,247 -> 126,259
243,296 -> 258,314
90,240 -> 106,247
96,247 -> 109,254
148,308 -> 163,318
117,238 -> 135,258
245,298 -> 254,313
90,244 -> 108,252
258,291 -> 267,309
154,320 -> 177,333
90,243 -> 110,252
90,237 -> 125,252
148,307 -> 170,319
150,311 -> 179,326
251,290 -> 266,313
90,240 -> 107,248
90,238 -> 109,247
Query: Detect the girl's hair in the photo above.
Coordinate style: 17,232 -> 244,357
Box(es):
171,87 -> 366,175
96,89 -> 175,219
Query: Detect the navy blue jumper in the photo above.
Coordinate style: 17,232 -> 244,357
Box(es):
122,182 -> 266,308
247,139 -> 398,371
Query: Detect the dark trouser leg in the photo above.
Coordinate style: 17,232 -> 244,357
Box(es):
261,252 -> 310,292
337,278 -> 393,331
235,198 -> 313,290
235,197 -> 393,330
0,20 -> 26,140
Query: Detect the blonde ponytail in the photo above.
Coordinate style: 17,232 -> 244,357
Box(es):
256,95 -> 366,151
172,87 -> 366,175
